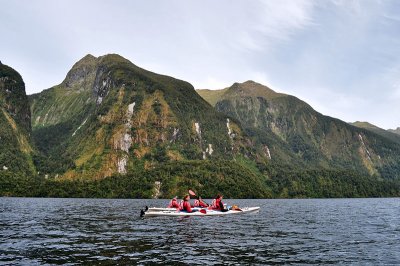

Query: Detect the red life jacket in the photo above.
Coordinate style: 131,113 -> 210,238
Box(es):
194,199 -> 200,207
194,199 -> 208,208
211,198 -> 222,210
181,200 -> 192,212
168,199 -> 179,209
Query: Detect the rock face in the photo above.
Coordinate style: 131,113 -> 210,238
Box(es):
0,63 -> 35,176
0,63 -> 31,132
30,54 -> 253,179
197,81 -> 400,179
388,127 -> 400,136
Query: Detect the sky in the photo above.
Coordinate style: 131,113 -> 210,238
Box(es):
1,0 -> 400,129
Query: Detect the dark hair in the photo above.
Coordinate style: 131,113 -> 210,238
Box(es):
216,194 -> 221,199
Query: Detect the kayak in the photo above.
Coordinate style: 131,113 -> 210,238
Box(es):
141,206 -> 260,217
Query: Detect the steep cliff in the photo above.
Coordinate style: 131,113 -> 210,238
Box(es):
0,62 -> 35,176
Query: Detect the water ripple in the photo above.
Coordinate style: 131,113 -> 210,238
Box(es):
1,198 -> 399,265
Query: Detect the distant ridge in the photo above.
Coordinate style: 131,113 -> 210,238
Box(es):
388,127 -> 400,135
352,121 -> 400,145
198,81 -> 400,179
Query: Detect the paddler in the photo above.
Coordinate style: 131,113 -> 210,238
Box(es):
180,194 -> 196,212
194,196 -> 209,208
210,194 -> 228,212
167,196 -> 180,209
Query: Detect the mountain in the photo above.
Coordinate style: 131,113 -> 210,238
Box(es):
0,61 -> 35,177
352,122 -> 400,145
388,127 -> 400,135
197,81 -> 400,179
2,57 -> 399,198
29,54 -> 260,180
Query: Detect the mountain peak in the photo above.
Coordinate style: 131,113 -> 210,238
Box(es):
98,53 -> 127,61
72,54 -> 98,68
81,53 -> 96,60
62,54 -> 98,88
226,80 -> 285,100
352,121 -> 380,130
196,80 -> 287,107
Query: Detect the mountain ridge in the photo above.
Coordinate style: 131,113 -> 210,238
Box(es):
198,81 -> 400,179
388,127 -> 400,135
1,55 -> 399,198
351,121 -> 400,145
29,54 -> 255,180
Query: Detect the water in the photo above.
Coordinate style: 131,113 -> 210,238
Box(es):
0,198 -> 399,265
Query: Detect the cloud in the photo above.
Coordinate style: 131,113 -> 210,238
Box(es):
382,63 -> 400,99
1,0 -> 400,128
228,0 -> 316,52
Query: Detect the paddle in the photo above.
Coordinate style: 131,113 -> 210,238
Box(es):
189,189 -> 210,208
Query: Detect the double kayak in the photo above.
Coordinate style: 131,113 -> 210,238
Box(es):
141,206 -> 260,217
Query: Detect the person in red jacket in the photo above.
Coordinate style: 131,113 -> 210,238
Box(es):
180,195 -> 196,212
167,196 -> 180,209
194,196 -> 209,208
210,194 -> 227,212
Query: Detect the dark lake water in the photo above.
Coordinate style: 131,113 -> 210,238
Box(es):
0,198 -> 399,265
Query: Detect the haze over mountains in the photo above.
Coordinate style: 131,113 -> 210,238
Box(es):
1,54 -> 400,198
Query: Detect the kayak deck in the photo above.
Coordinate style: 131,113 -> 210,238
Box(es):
142,207 -> 260,217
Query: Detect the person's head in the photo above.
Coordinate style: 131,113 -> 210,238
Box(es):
183,194 -> 190,201
216,194 -> 222,199
197,196 -> 202,200
172,196 -> 177,201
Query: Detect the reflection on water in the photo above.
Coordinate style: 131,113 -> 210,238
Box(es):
1,198 -> 399,265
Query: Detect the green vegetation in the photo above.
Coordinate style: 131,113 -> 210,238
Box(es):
0,160 -> 270,198
0,63 -> 35,176
267,168 -> 400,198
1,57 -> 400,199
1,160 -> 399,198
200,80 -> 400,180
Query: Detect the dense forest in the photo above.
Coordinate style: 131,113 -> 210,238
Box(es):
1,160 -> 399,198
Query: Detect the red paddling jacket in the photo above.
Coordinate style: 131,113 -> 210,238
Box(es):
210,198 -> 224,210
168,198 -> 180,209
181,200 -> 193,212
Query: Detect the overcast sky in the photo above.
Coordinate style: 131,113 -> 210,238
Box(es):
1,0 -> 400,129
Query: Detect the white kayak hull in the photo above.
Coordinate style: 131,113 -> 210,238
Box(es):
147,207 -> 178,212
143,207 -> 260,217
